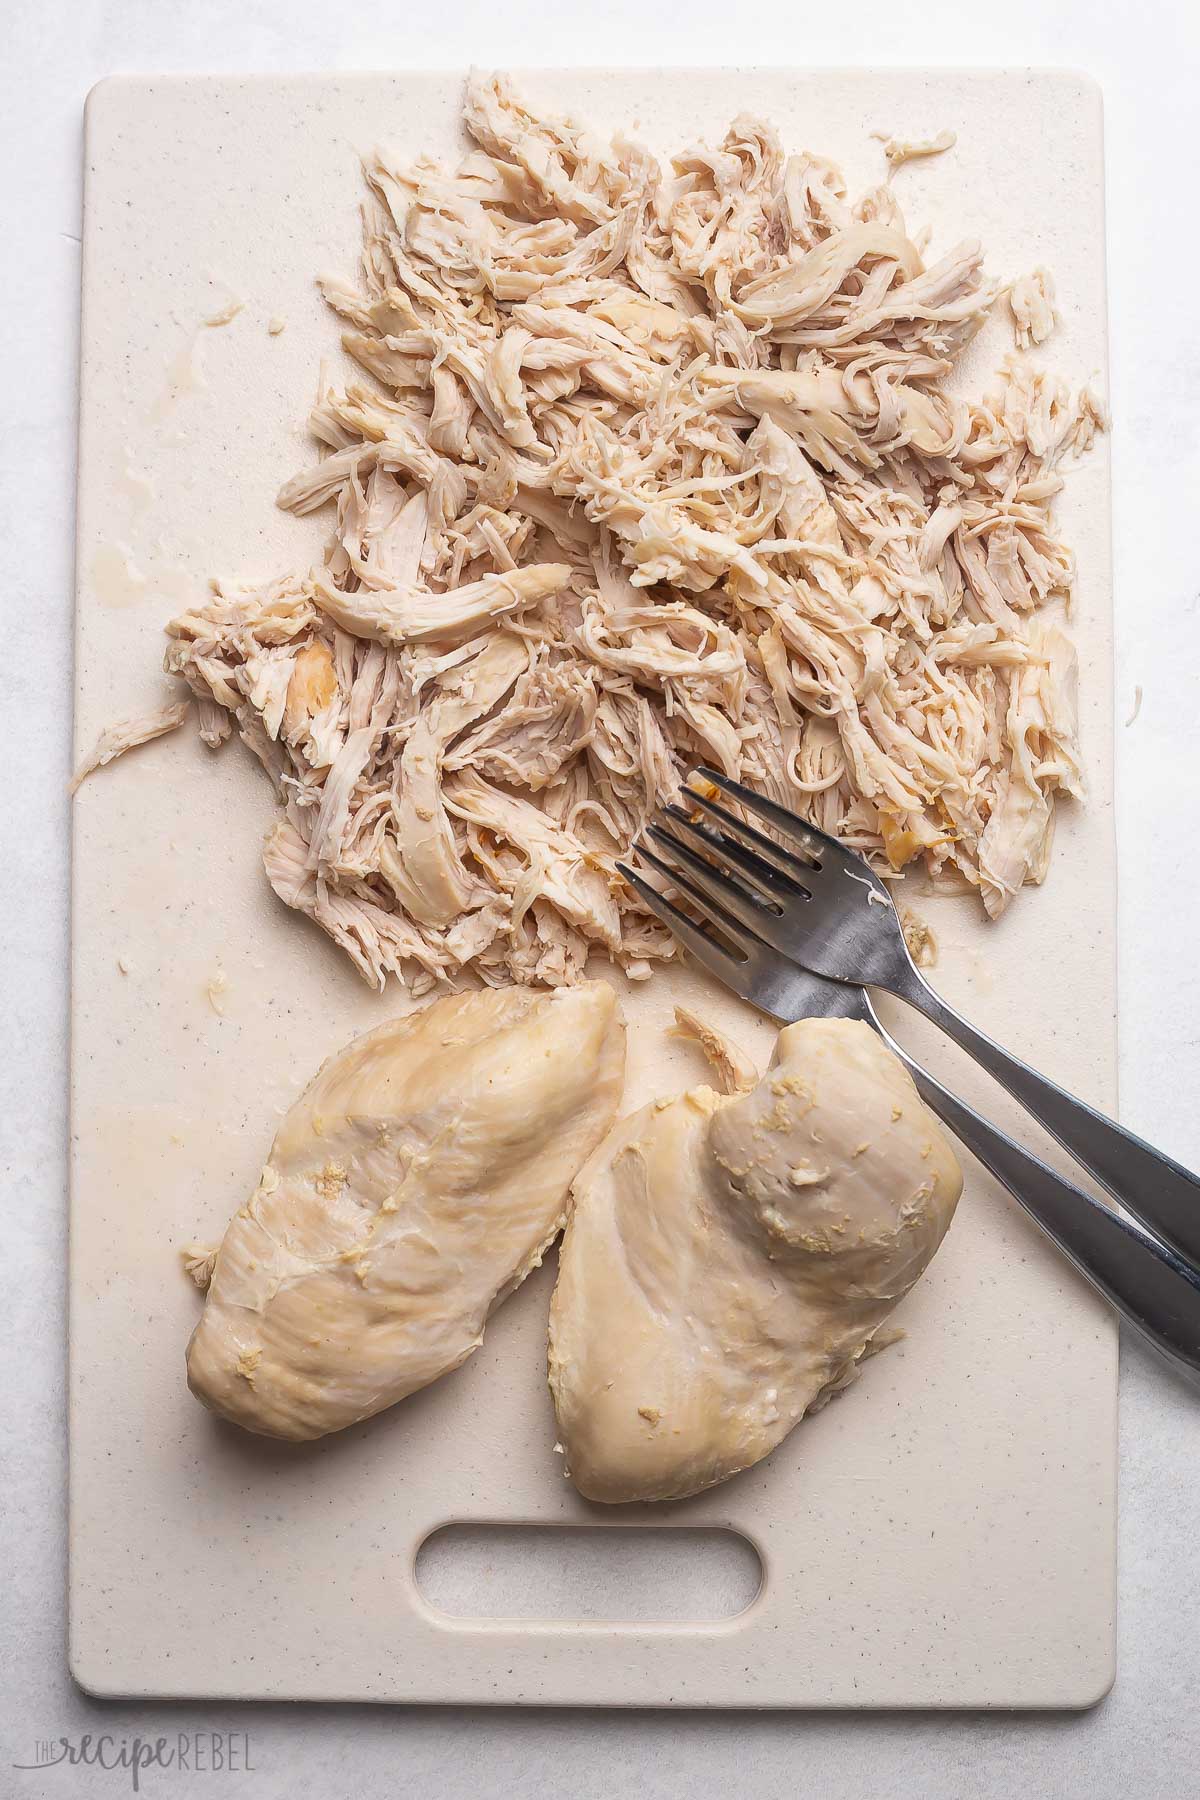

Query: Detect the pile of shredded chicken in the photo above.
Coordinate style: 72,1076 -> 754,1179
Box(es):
164,74 -> 1103,993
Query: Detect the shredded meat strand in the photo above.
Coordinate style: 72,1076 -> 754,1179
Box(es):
71,700 -> 191,794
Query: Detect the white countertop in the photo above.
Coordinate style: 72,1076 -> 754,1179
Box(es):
4,0 -> 1199,1793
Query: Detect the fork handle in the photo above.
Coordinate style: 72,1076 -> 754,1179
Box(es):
895,966 -> 1200,1270
890,1046 -> 1200,1381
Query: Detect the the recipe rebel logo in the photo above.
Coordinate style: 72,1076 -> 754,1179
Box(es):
12,1731 -> 256,1791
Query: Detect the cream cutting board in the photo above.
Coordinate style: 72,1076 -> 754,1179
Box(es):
70,69 -> 1115,1708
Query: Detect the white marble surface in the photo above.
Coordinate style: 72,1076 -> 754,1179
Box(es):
3,0 -> 1199,1793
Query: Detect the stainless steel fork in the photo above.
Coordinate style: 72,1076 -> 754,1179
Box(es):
654,767 -> 1200,1273
618,830 -> 1200,1384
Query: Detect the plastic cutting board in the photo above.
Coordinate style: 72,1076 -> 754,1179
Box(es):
70,68 -> 1116,1707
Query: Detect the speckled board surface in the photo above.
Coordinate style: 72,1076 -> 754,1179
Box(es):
70,69 -> 1115,1708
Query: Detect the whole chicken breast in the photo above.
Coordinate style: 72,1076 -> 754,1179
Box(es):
187,982 -> 625,1440
549,1017 -> 960,1503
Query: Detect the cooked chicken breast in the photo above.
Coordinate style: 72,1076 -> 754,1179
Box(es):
187,982 -> 625,1440
549,1017 -> 961,1503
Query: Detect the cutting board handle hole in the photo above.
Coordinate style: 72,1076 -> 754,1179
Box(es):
414,1523 -> 763,1624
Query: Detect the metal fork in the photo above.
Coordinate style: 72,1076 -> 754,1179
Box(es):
618,826 -> 1200,1383
650,767 -> 1200,1273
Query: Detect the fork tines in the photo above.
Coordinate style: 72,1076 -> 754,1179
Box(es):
619,773 -> 805,964
685,769 -> 831,863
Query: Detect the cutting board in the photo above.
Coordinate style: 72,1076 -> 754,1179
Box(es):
70,69 -> 1116,1708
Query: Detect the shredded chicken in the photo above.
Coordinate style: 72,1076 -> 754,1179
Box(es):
181,1244 -> 218,1292
874,128 -> 958,169
164,73 -> 1102,990
900,906 -> 938,968
671,1005 -> 758,1094
71,699 -> 190,794
1009,268 -> 1059,348
204,297 -> 245,328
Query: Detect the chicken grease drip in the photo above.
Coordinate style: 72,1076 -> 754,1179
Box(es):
164,73 -> 1102,994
